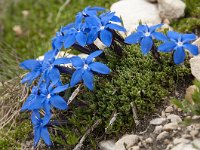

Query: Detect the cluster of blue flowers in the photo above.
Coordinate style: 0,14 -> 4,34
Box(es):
125,24 -> 198,64
20,6 -> 199,147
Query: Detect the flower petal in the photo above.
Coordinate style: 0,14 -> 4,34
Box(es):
167,31 -> 179,42
76,32 -> 87,47
137,25 -> 148,33
152,32 -> 168,42
110,15 -> 122,23
70,56 -> 84,68
53,58 -> 71,65
48,67 -> 60,85
64,34 -> 76,48
158,41 -> 176,52
106,23 -> 126,32
52,84 -> 69,94
31,110 -> 40,125
100,29 -> 112,47
182,33 -> 197,43
149,24 -> 163,32
125,32 -> 142,44
173,47 -> 186,64
140,37 -> 153,55
44,50 -> 56,62
41,127 -> 52,146
184,44 -> 199,56
20,59 -> 41,71
50,95 -> 68,110
70,69 -> 83,87
82,70 -> 94,90
86,50 -> 103,64
89,62 -> 111,74
34,127 -> 41,147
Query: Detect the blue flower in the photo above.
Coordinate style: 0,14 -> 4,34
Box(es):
21,86 -> 41,111
158,31 -> 198,64
70,50 -> 111,90
125,24 -> 167,55
39,83 -> 69,114
85,12 -> 126,46
20,50 -> 70,85
31,110 -> 51,146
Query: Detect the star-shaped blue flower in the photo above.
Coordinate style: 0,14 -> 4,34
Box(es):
38,83 -> 69,114
125,24 -> 167,55
85,12 -> 126,46
158,31 -> 198,64
20,50 -> 70,85
70,50 -> 111,90
31,110 -> 51,146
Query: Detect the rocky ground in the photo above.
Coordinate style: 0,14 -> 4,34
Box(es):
99,105 -> 200,150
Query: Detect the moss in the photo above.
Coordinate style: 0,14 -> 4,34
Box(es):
171,0 -> 200,34
54,45 -> 191,149
0,120 -> 32,150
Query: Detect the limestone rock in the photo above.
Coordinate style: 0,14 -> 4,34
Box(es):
156,131 -> 169,141
167,114 -> 182,123
145,137 -> 153,144
153,125 -> 163,134
115,134 -> 139,150
163,122 -> 179,131
99,140 -> 115,150
157,0 -> 186,20
128,146 -> 140,150
165,106 -> 174,113
190,55 -> 200,81
110,0 -> 161,35
173,138 -> 190,145
150,117 -> 167,125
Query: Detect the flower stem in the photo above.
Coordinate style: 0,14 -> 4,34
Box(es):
72,43 -> 91,54
111,40 -> 123,56
151,44 -> 162,64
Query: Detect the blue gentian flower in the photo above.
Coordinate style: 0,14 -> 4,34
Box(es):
38,83 -> 69,114
158,31 -> 198,64
31,110 -> 51,146
21,86 -> 41,111
85,12 -> 126,46
70,50 -> 110,90
125,24 -> 168,55
20,50 -> 70,85
76,6 -> 105,20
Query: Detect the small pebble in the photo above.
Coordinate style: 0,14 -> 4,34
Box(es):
163,122 -> 178,131
165,106 -> 174,113
190,130 -> 199,138
128,146 -> 140,150
156,131 -> 169,141
153,125 -> 163,134
145,137 -> 153,144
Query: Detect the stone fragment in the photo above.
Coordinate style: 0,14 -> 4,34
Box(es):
167,114 -> 182,123
193,139 -> 200,149
99,140 -> 115,150
146,0 -> 157,3
153,125 -> 163,134
13,25 -> 23,36
190,130 -> 199,138
110,0 -> 161,35
156,131 -> 169,141
173,138 -> 190,145
171,143 -> 197,150
163,122 -> 178,131
165,106 -> 173,113
161,111 -> 166,118
128,146 -> 140,150
157,0 -> 186,20
22,10 -> 29,17
115,134 -> 139,150
190,55 -> 200,81
192,115 -> 200,120
145,137 -> 153,144
150,118 -> 167,125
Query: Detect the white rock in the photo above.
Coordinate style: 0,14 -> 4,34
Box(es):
153,125 -> 163,134
163,122 -> 179,131
161,111 -> 166,118
147,0 -> 157,3
145,137 -> 153,144
190,130 -> 199,138
192,115 -> 200,120
99,140 -> 115,150
167,114 -> 182,123
173,138 -> 190,145
128,146 -> 140,150
150,118 -> 167,125
157,0 -> 186,20
110,0 -> 161,35
115,134 -> 139,150
156,131 -> 169,141
165,106 -> 174,113
190,55 -> 200,81
193,139 -> 200,149
171,142 -> 197,150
